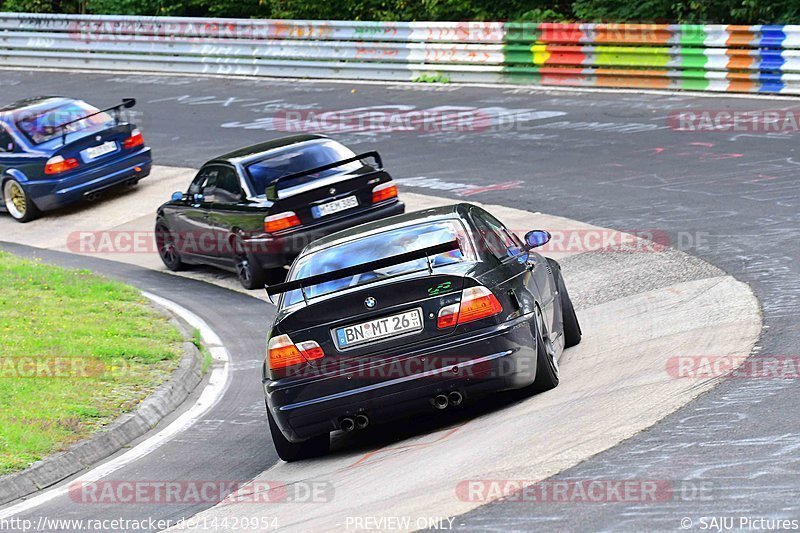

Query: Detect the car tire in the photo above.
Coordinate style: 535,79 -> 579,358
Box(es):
3,179 -> 40,223
233,237 -> 267,290
156,221 -> 185,271
267,405 -> 329,462
556,268 -> 582,348
530,305 -> 560,393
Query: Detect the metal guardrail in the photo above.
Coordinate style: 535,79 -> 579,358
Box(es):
1,12 -> 799,94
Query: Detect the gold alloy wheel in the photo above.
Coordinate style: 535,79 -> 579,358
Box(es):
4,180 -> 27,219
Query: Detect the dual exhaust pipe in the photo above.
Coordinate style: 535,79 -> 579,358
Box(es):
340,413 -> 370,432
340,392 -> 464,431
432,391 -> 463,410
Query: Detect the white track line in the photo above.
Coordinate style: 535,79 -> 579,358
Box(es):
0,292 -> 231,519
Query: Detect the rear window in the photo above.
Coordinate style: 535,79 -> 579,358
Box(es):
245,140 -> 361,197
15,101 -> 114,145
281,220 -> 475,307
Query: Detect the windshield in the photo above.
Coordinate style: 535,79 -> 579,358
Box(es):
281,220 -> 475,307
245,140 -> 362,197
15,101 -> 114,145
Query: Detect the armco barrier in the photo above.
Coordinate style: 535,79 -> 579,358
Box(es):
0,13 -> 798,94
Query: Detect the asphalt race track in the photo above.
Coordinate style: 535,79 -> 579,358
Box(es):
1,70 -> 798,531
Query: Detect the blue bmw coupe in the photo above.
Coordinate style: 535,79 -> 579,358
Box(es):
0,96 -> 152,222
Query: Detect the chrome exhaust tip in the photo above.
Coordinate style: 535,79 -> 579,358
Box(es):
432,394 -> 449,410
340,417 -> 356,432
448,391 -> 463,407
355,413 -> 370,430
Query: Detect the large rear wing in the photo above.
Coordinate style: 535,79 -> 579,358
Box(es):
266,150 -> 383,201
57,98 -> 137,144
266,240 -> 460,303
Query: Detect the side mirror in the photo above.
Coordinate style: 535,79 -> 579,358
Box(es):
525,230 -> 551,249
122,98 -> 136,109
171,191 -> 184,202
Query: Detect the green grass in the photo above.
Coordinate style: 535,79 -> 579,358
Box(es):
0,251 -> 183,474
192,328 -> 214,375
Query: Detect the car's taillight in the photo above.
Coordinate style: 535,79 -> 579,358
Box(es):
437,286 -> 503,329
264,212 -> 301,233
372,181 -> 398,203
296,340 -> 325,361
123,129 -> 144,149
268,334 -> 325,370
44,156 -> 79,175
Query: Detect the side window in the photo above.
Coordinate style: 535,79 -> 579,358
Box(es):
213,167 -> 243,204
188,167 -> 218,198
472,214 -> 508,260
472,209 -> 522,261
483,212 -> 520,252
0,126 -> 16,153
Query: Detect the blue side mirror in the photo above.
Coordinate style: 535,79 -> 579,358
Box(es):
525,230 -> 551,249
171,191 -> 183,202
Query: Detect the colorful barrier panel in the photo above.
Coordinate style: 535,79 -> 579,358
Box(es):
0,13 -> 798,94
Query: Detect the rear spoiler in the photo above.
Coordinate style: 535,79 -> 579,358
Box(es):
266,150 -> 383,200
58,98 -> 137,144
266,239 -> 460,303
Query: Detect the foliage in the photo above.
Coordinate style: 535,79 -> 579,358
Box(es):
0,0 -> 795,25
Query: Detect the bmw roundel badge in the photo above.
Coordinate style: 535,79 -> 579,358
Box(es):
365,297 -> 377,309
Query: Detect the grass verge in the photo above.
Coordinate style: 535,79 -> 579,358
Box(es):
192,328 -> 213,375
0,251 -> 183,475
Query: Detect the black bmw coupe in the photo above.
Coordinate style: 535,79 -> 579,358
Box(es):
155,134 -> 404,288
263,203 -> 581,461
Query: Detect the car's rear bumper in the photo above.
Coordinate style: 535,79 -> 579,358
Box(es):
265,314 -> 537,442
24,148 -> 152,211
245,199 -> 405,269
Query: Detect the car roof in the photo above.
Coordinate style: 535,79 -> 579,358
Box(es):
302,203 -> 474,255
0,96 -> 74,116
210,134 -> 332,164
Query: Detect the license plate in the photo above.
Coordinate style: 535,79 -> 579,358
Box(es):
82,141 -> 117,161
312,195 -> 358,218
335,308 -> 423,349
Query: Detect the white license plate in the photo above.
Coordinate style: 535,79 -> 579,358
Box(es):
82,141 -> 117,161
335,308 -> 423,349
312,195 -> 358,218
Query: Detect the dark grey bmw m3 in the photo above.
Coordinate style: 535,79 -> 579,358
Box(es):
262,203 -> 581,461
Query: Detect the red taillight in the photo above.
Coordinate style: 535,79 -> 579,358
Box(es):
264,212 -> 301,233
297,340 -> 325,362
437,286 -> 503,329
44,156 -> 79,175
268,335 -> 324,370
123,129 -> 144,149
372,181 -> 398,203
437,302 -> 459,329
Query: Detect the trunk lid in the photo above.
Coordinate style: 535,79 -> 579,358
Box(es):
48,123 -> 137,173
277,269 -> 467,366
270,167 -> 390,227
